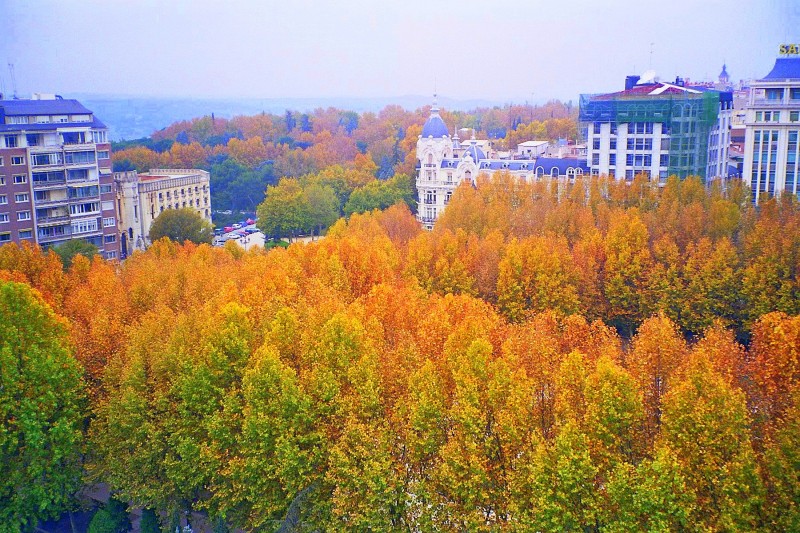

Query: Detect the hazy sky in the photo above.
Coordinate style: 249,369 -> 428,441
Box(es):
1,0 -> 797,103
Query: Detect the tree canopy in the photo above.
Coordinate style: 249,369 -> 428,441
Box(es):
0,281 -> 86,530
149,208 -> 214,245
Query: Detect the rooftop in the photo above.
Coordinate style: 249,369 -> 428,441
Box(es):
0,98 -> 92,116
761,57 -> 800,81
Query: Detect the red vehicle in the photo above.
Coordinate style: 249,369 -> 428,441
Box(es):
224,226 -> 233,233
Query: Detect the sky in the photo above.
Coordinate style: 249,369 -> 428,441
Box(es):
1,0 -> 797,104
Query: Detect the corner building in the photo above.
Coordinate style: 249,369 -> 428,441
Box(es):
743,56 -> 800,204
581,77 -> 732,182
0,95 -> 119,258
115,169 -> 211,256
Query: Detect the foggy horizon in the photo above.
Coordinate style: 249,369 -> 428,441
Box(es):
2,0 -> 798,104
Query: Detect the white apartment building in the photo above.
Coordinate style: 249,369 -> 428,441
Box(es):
742,56 -> 800,204
581,76 -> 733,182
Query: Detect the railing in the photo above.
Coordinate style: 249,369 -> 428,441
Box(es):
32,178 -> 67,189
38,229 -> 72,243
36,214 -> 70,225
33,197 -> 69,207
751,98 -> 792,107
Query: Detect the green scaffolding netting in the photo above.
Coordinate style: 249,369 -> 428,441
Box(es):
580,90 -> 720,179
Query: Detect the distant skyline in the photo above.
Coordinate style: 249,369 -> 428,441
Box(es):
1,0 -> 797,104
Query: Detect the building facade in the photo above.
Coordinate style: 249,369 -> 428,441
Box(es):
581,77 -> 733,182
742,56 -> 800,204
0,95 -> 119,258
115,168 -> 211,255
416,104 -> 587,229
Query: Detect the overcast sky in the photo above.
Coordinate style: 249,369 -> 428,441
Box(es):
1,0 -> 796,103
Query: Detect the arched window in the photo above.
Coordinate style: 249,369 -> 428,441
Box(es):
536,166 -> 544,178
551,167 -> 559,177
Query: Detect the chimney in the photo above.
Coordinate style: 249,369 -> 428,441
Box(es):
625,75 -> 641,90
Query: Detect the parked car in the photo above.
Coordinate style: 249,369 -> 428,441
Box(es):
232,223 -> 242,230
224,226 -> 234,233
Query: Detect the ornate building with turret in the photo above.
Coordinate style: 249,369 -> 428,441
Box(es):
416,101 -> 587,229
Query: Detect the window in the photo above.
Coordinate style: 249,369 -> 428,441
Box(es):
26,134 -> 41,147
102,200 -> 114,211
64,151 -> 95,165
791,111 -> 799,123
0,177 -> 4,186
0,213 -> 8,223
31,153 -> 63,166
0,157 -> 3,166
609,154 -> 616,166
660,154 -> 669,166
19,229 -> 32,239
102,217 -> 116,227
4,135 -> 18,148
104,234 -> 117,244
592,153 -> 600,165
766,88 -> 784,100
11,156 -> 24,165
99,184 -> 113,194
7,116 -> 27,124
17,211 -> 31,221
105,251 -> 117,259
97,150 -> 110,160
0,195 -> 6,205
592,139 -> 600,150
609,139 -> 617,150
15,193 -> 29,203
13,175 -> 26,184
71,219 -> 99,234
92,130 -> 108,143
69,202 -> 99,215
0,233 -> 10,243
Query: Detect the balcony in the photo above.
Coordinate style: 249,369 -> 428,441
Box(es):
751,98 -> 795,108
36,214 -> 70,226
37,228 -> 72,243
34,196 -> 69,207
32,178 -> 67,189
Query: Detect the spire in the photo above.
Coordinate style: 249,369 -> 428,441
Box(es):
431,91 -> 439,113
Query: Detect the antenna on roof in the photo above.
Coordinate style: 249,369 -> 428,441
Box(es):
649,42 -> 655,69
7,63 -> 17,98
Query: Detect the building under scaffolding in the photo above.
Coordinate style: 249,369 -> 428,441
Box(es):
580,76 -> 733,181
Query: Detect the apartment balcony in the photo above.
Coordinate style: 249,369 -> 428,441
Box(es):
38,229 -> 72,243
36,214 -> 71,226
751,98 -> 800,108
32,178 -> 67,189
33,197 -> 69,207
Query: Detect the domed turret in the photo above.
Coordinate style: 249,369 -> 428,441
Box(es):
719,63 -> 730,83
462,142 -> 485,161
422,104 -> 449,138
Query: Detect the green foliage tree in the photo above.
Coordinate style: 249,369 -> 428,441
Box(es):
256,178 -> 311,241
305,183 -> 340,237
0,281 -> 86,530
148,208 -> 213,245
53,238 -> 99,270
138,509 -> 161,533
342,174 -> 414,216
88,498 -> 130,533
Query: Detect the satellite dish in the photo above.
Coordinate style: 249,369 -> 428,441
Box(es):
638,70 -> 657,84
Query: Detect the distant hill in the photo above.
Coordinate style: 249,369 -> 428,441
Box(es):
70,94 -> 506,141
